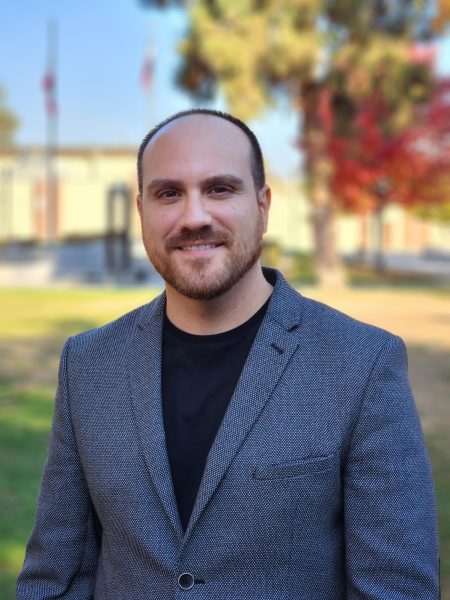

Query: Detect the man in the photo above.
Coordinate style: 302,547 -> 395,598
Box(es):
18,109 -> 438,599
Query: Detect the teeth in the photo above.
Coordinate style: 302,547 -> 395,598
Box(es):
182,244 -> 217,251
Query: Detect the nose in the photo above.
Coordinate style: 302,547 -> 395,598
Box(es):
178,192 -> 213,230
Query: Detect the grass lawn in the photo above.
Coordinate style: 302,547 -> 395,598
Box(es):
0,285 -> 449,598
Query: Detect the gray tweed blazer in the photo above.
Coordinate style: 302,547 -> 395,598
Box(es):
17,269 -> 439,599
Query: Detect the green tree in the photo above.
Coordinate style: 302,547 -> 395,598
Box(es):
141,0 -> 448,284
0,87 -> 19,148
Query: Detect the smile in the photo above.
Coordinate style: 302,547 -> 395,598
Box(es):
178,244 -> 222,252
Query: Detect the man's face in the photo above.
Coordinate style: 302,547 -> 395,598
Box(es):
137,115 -> 271,301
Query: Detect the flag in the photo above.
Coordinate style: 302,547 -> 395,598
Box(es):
42,71 -> 57,115
140,49 -> 155,91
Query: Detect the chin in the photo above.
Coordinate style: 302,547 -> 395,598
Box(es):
168,271 -> 238,301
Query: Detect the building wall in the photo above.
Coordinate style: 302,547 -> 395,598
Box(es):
264,179 -> 313,253
0,147 -> 139,242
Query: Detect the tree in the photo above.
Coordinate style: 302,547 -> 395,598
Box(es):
329,77 -> 450,211
0,86 -> 19,148
328,76 -> 450,268
140,0 -> 448,284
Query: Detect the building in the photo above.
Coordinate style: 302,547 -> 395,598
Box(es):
0,146 -> 449,284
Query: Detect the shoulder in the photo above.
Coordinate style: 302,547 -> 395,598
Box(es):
301,294 -> 395,346
64,292 -> 164,359
267,270 -> 403,375
300,293 -> 407,367
268,268 -> 397,349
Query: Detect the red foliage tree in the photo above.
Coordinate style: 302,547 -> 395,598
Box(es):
328,77 -> 450,214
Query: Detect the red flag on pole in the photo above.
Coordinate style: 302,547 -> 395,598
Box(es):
42,71 -> 57,114
140,49 -> 155,92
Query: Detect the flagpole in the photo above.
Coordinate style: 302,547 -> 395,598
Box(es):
45,19 -> 58,243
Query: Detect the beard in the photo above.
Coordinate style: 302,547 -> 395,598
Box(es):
144,220 -> 264,301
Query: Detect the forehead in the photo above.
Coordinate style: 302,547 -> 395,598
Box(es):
141,115 -> 254,181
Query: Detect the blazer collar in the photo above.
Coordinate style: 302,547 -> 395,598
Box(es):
127,292 -> 185,539
127,268 -> 304,543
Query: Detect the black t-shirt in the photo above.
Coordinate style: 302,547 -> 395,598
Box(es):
161,299 -> 269,531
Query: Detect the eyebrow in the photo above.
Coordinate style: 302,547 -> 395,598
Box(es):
145,174 -> 245,194
145,178 -> 182,194
202,175 -> 245,190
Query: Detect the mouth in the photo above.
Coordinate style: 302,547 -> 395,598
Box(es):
177,243 -> 223,252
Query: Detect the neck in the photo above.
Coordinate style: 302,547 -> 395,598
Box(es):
165,264 -> 273,335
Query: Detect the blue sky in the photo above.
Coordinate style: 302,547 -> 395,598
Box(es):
1,1 -> 449,177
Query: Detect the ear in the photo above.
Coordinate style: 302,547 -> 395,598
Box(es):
257,184 -> 271,233
136,194 -> 143,216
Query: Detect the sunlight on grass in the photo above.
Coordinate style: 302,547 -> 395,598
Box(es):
0,543 -> 26,600
0,541 -> 26,599
0,542 -> 26,572
0,288 -> 161,338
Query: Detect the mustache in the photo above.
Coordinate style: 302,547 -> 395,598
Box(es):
166,226 -> 230,249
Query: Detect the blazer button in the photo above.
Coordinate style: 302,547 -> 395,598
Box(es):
178,572 -> 195,590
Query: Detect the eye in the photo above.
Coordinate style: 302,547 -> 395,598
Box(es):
156,189 -> 180,200
208,185 -> 233,197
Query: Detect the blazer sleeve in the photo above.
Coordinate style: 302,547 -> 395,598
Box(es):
343,335 -> 439,599
17,338 -> 100,599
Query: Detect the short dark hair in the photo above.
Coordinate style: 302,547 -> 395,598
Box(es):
137,108 -> 266,194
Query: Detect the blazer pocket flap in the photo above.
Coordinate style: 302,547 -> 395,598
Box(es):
253,453 -> 336,480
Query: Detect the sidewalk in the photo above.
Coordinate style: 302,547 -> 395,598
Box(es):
348,251 -> 450,279
0,240 -> 162,287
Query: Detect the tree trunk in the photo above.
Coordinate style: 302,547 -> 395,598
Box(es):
302,84 -> 345,287
374,188 -> 386,273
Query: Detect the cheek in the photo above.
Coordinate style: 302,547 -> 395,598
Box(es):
141,209 -> 173,239
216,204 -> 258,227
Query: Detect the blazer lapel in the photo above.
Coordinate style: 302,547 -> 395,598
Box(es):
184,271 -> 302,541
127,294 -> 183,541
